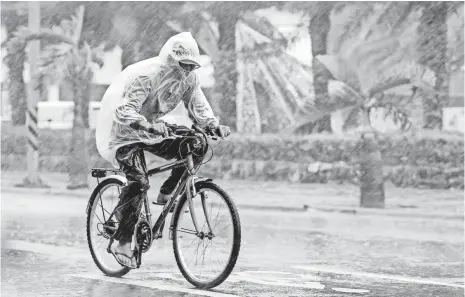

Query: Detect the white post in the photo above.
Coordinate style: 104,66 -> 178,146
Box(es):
18,1 -> 48,187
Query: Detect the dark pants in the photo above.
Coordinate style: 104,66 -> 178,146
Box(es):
112,138 -> 207,243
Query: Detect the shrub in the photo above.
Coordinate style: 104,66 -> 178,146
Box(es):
2,124 -> 463,189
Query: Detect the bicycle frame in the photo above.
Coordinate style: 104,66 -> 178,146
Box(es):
139,141 -> 214,242
93,127 -> 220,262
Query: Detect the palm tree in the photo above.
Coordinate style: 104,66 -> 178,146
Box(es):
315,43 -> 434,207
308,2 -> 333,133
40,2 -> 183,68
281,2 -> 436,208
2,1 -> 111,126
2,7 -> 28,125
174,2 -> 279,130
281,2 -> 436,207
447,5 -> 464,74
333,2 -> 463,131
209,3 -> 241,130
15,6 -> 103,189
3,31 -> 27,125
417,2 -> 450,130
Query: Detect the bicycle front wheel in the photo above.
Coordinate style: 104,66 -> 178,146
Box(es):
172,181 -> 241,289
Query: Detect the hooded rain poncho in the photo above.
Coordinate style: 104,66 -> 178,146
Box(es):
96,32 -> 219,168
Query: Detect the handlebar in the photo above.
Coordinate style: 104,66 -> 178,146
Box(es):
164,123 -> 230,142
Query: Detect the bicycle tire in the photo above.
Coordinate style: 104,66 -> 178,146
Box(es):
86,178 -> 131,277
172,181 -> 241,289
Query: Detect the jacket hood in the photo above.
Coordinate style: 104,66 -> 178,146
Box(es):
158,32 -> 201,67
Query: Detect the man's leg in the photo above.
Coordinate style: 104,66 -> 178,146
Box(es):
111,144 -> 148,267
144,138 -> 207,203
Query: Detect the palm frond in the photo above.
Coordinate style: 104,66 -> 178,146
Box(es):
330,4 -> 376,53
327,80 -> 364,104
369,104 -> 412,132
71,6 -> 85,45
39,47 -> 72,81
13,25 -> 76,45
241,11 -> 286,42
367,60 -> 435,98
334,2 -> 418,60
316,54 -> 362,93
342,106 -> 362,131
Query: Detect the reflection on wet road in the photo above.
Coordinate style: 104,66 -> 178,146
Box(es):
2,191 -> 464,297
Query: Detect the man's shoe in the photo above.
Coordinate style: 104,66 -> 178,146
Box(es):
156,192 -> 170,204
153,193 -> 189,213
153,193 -> 176,213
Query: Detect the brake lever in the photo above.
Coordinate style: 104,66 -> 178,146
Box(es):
209,134 -> 231,142
213,127 -> 231,142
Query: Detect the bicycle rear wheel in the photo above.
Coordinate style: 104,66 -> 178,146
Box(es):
172,181 -> 241,289
86,178 -> 131,277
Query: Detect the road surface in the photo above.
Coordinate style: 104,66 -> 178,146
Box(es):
1,185 -> 463,297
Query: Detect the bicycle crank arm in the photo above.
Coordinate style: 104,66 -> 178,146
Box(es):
154,221 -> 165,239
136,247 -> 142,268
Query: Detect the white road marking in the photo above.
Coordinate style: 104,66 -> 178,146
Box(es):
71,273 -> 241,297
6,240 -> 325,292
6,240 -> 462,294
232,271 -> 325,290
332,288 -> 370,294
4,240 -> 87,258
293,265 -> 465,288
133,271 -> 327,290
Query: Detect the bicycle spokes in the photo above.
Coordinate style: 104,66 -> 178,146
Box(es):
175,188 -> 235,282
88,183 -> 125,272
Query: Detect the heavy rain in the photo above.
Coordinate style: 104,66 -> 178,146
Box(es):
1,1 -> 464,297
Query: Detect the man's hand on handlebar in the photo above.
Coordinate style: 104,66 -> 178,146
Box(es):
215,125 -> 231,138
132,120 -> 230,139
131,120 -> 170,137
204,124 -> 231,138
149,122 -> 170,137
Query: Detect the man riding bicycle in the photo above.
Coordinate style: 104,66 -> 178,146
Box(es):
95,32 -> 231,268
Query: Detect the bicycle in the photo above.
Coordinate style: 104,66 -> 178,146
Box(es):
86,124 -> 241,289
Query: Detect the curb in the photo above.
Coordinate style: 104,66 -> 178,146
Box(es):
2,186 -> 462,220
306,206 -> 464,221
1,186 -> 307,212
1,186 -> 90,198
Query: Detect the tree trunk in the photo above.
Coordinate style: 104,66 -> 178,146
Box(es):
417,2 -> 449,130
6,52 -> 27,125
308,3 -> 332,133
359,109 -> 385,208
212,7 -> 239,130
67,72 -> 91,189
3,11 -> 28,125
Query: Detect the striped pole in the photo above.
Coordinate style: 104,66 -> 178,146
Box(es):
24,2 -> 41,185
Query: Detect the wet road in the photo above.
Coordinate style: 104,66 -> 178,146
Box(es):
2,190 -> 464,297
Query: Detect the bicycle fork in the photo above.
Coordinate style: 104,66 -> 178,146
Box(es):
177,149 -> 215,239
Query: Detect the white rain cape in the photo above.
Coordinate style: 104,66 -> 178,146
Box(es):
96,32 -> 219,168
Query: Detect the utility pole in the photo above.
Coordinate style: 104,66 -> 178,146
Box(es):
17,1 -> 48,188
